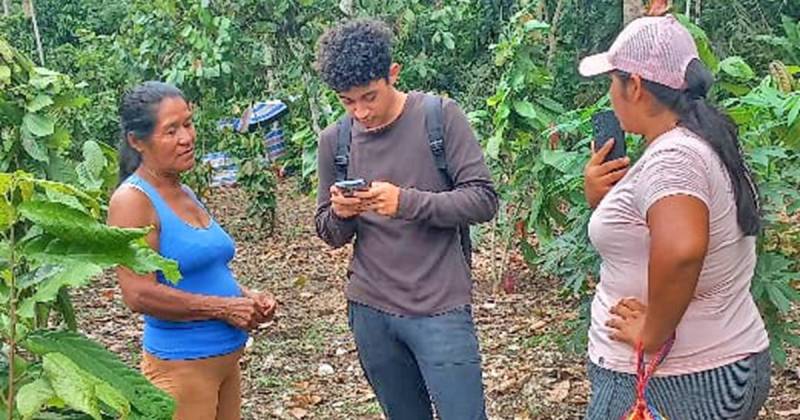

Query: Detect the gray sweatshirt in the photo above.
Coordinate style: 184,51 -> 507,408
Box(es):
315,91 -> 498,316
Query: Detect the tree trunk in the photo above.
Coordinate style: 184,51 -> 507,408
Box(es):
694,0 -> 702,24
623,0 -> 644,25
23,0 -> 45,65
3,0 -> 9,17
547,0 -> 566,70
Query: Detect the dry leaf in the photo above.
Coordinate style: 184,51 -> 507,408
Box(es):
289,407 -> 308,419
776,407 -> 800,417
547,380 -> 570,402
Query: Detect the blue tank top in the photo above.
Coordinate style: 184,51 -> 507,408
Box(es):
124,174 -> 248,360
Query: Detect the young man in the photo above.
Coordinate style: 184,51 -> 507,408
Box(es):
313,19 -> 498,420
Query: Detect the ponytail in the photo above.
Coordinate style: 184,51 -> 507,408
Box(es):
616,59 -> 761,235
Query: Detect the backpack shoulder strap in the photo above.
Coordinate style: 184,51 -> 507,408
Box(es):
423,94 -> 452,188
334,115 -> 352,182
423,94 -> 472,268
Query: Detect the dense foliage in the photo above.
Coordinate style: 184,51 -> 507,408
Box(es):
1,1 -> 798,417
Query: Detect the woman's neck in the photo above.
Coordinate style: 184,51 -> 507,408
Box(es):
137,165 -> 181,189
643,113 -> 680,145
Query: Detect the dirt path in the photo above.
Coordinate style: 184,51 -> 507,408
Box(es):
74,181 -> 799,419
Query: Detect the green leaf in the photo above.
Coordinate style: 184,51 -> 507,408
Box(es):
0,199 -> 14,230
535,96 -> 566,115
18,201 -> 145,244
27,94 -> 55,113
486,131 -> 503,160
57,288 -> 78,331
22,113 -> 55,138
43,353 -> 102,420
787,96 -> 800,127
95,380 -> 131,419
45,186 -> 85,212
25,331 -> 175,419
443,34 -> 455,50
719,56 -> 755,81
676,14 -> 719,73
524,20 -> 550,32
0,173 -> 12,195
82,141 -> 106,178
769,339 -> 787,367
18,263 -> 103,319
16,377 -> 61,419
0,65 -> 11,85
22,235 -> 181,284
33,179 -> 99,215
719,81 -> 752,97
22,132 -> 50,163
513,100 -> 537,120
767,284 -> 792,314
541,150 -> 581,173
49,126 -> 72,151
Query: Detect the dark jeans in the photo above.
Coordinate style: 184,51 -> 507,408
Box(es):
347,301 -> 488,420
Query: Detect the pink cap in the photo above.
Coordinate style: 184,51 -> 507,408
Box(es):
579,15 -> 699,90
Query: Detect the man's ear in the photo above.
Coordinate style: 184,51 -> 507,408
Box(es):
388,63 -> 401,85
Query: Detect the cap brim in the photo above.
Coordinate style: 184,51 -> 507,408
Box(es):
579,52 -> 614,77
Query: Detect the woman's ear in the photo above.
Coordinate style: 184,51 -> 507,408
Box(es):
629,74 -> 645,102
127,132 -> 144,154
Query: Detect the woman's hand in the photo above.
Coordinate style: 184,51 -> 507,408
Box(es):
584,139 -> 630,208
220,297 -> 261,330
606,297 -> 647,349
242,288 -> 277,323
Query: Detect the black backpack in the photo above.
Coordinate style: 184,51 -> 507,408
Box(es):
334,94 -> 473,268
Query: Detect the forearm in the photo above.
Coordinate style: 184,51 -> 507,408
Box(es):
641,257 -> 703,353
125,282 -> 231,322
314,205 -> 357,248
396,181 -> 498,228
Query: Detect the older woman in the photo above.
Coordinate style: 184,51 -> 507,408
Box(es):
107,81 -> 276,420
580,15 -> 770,419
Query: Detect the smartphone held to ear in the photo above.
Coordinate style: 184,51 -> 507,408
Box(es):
592,110 -> 627,162
334,178 -> 370,197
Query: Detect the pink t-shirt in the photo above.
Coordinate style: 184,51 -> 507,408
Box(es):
588,127 -> 769,376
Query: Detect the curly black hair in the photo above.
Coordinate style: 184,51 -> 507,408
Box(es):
314,19 -> 394,92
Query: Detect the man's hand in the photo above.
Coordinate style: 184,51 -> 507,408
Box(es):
356,181 -> 401,217
330,185 -> 365,219
584,139 -> 630,208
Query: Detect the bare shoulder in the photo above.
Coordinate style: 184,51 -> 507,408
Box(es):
107,184 -> 156,229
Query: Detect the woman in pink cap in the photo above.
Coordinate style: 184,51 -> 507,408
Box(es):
579,15 -> 770,419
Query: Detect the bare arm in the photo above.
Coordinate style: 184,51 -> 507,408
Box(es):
108,186 -> 261,328
640,195 -> 709,353
607,144 -> 712,353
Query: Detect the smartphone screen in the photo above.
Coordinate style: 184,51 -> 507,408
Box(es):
592,110 -> 626,162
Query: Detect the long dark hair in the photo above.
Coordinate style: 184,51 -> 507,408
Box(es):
117,81 -> 186,184
616,59 -> 761,236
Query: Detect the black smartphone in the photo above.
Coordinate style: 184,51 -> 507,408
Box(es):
334,179 -> 369,197
592,110 -> 626,162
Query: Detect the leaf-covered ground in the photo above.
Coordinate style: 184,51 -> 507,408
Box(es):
74,182 -> 799,419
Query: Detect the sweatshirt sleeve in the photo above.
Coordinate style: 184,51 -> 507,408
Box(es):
314,126 -> 357,248
395,98 -> 498,228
